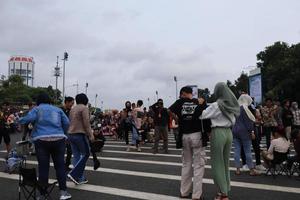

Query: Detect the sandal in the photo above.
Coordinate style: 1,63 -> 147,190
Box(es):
249,169 -> 260,176
214,193 -> 229,200
235,170 -> 241,175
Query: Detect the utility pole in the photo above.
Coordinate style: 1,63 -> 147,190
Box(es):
54,56 -> 61,101
73,81 -> 79,95
85,82 -> 88,95
95,94 -> 98,108
62,52 -> 68,99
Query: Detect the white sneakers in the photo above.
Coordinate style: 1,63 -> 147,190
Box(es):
242,165 -> 250,171
60,190 -> 72,200
126,146 -> 131,152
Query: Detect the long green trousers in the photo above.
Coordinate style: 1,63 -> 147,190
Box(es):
210,127 -> 233,195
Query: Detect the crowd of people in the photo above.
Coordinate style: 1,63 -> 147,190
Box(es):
0,83 -> 300,200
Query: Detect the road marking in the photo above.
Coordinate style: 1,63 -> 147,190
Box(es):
0,150 -> 259,162
0,172 -> 180,200
0,162 -> 299,195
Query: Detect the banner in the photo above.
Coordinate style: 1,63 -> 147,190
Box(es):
249,74 -> 262,105
187,85 -> 198,99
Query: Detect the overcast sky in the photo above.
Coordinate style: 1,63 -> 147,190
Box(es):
1,0 -> 300,109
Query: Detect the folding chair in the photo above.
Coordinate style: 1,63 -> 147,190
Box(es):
265,151 -> 289,178
18,167 -> 57,200
290,160 -> 300,177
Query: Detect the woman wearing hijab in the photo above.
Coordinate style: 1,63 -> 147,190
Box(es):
232,94 -> 259,176
201,82 -> 240,200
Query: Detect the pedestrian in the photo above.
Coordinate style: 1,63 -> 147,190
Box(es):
169,86 -> 210,200
261,98 -> 278,149
281,99 -> 293,140
133,100 -> 144,147
67,93 -> 95,185
19,93 -> 72,200
61,96 -> 75,171
291,102 -> 300,130
232,94 -> 260,176
151,99 -> 169,154
201,82 -> 240,200
0,104 -> 12,156
262,127 -> 290,168
121,101 -> 132,151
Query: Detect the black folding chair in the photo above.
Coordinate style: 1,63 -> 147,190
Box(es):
266,151 -> 289,178
18,167 -> 57,200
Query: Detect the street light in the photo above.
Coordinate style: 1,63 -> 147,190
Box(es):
62,51 -> 68,99
174,76 -> 178,100
155,91 -> 158,101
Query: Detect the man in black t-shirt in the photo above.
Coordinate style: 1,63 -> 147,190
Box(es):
62,96 -> 75,171
150,99 -> 169,154
169,87 -> 210,200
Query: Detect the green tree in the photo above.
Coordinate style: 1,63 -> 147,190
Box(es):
257,41 -> 300,102
0,75 -> 62,105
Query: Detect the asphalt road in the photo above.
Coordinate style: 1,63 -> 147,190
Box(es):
0,132 -> 299,200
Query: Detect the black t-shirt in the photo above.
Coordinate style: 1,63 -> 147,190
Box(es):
169,98 -> 203,134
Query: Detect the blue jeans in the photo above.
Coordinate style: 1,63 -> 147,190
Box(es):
68,133 -> 90,181
34,139 -> 67,193
233,137 -> 253,169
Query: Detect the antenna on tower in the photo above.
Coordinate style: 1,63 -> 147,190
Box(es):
53,56 -> 61,101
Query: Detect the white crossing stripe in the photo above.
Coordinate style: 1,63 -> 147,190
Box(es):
0,160 -> 299,195
0,172 -> 180,200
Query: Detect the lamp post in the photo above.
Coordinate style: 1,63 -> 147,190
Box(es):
174,76 -> 178,100
155,91 -> 158,101
62,52 -> 68,99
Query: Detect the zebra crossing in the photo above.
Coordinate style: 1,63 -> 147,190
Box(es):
0,133 -> 299,200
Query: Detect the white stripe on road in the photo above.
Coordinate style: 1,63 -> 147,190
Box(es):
0,150 -> 259,162
101,150 -> 259,162
0,162 -> 300,195
0,172 -> 179,200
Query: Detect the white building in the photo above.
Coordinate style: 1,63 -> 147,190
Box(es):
8,56 -> 35,86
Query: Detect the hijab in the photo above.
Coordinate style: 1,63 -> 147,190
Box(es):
238,94 -> 256,122
214,82 -> 240,123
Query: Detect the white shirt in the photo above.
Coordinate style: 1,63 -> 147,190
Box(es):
268,137 -> 290,154
200,102 -> 235,127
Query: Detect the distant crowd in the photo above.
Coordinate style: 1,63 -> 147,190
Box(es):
1,85 -> 300,200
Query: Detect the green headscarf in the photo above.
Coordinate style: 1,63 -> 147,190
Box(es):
214,82 -> 240,123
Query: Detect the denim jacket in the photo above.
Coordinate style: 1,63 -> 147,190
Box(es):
19,104 -> 70,141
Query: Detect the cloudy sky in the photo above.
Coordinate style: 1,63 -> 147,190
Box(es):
1,0 -> 300,109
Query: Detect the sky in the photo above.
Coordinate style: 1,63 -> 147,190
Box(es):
0,0 -> 300,109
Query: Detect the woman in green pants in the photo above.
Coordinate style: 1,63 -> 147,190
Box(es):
201,82 -> 240,200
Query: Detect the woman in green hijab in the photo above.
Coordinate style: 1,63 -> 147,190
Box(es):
201,82 -> 240,200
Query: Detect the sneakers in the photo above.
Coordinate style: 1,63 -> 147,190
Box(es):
126,146 -> 130,152
67,174 -> 79,185
242,164 -> 250,171
255,164 -> 266,171
77,178 -> 89,185
137,147 -> 142,152
60,190 -> 72,200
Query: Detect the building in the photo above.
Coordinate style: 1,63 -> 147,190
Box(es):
8,56 -> 34,86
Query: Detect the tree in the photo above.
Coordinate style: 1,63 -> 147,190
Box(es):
0,75 -> 62,105
257,41 -> 300,102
